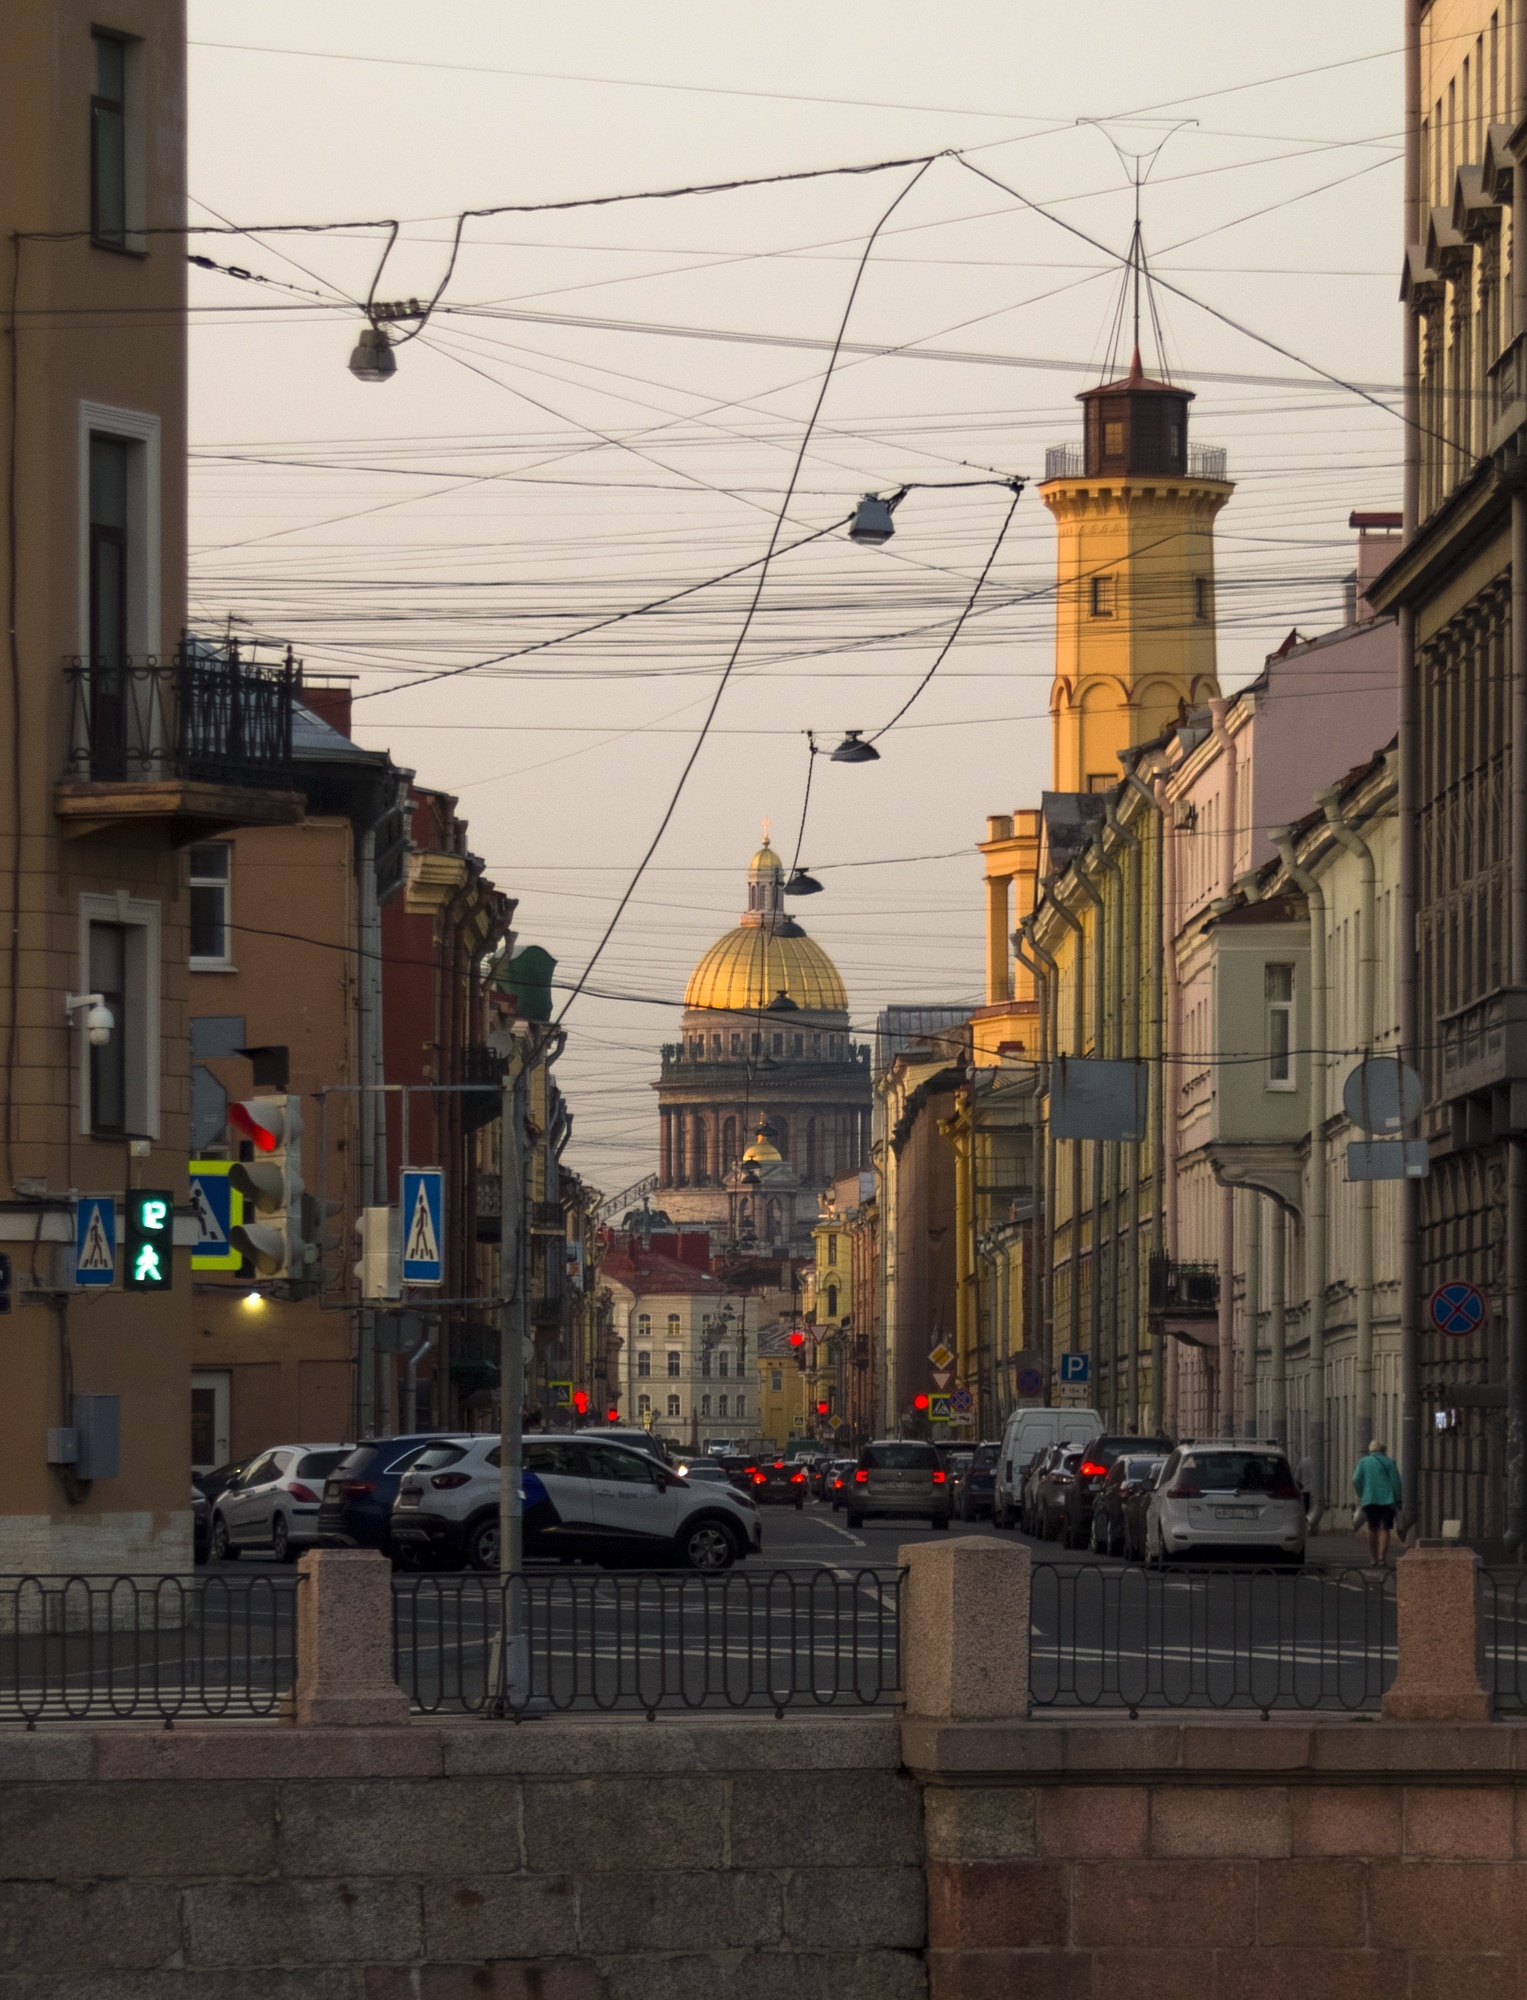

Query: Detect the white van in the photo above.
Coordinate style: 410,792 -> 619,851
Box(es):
993,1406 -> 1103,1529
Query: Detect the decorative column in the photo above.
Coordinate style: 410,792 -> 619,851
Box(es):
660,1109 -> 672,1186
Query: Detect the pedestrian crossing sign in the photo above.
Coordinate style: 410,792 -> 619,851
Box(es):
401,1168 -> 444,1286
73,1196 -> 116,1287
188,1161 -> 243,1272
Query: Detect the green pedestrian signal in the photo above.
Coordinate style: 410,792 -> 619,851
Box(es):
124,1190 -> 173,1292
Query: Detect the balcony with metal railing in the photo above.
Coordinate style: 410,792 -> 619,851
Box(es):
1043,441 -> 1228,482
57,640 -> 304,841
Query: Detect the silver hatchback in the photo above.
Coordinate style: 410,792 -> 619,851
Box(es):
844,1440 -> 951,1530
1145,1442 -> 1306,1566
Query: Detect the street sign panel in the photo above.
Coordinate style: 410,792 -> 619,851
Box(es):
931,1368 -> 953,1391
928,1343 -> 954,1369
74,1197 -> 115,1287
1058,1351 -> 1091,1385
949,1387 -> 974,1416
929,1394 -> 951,1423
1430,1281 -> 1487,1339
400,1169 -> 445,1287
1017,1367 -> 1044,1399
188,1161 -> 242,1271
1342,1055 -> 1423,1135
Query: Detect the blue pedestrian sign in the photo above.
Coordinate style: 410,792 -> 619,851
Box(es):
188,1161 -> 242,1273
1429,1281 -> 1486,1338
74,1196 -> 116,1287
400,1168 -> 444,1287
1059,1351 -> 1090,1385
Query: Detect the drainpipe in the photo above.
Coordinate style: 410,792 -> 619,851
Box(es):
1091,827 -> 1126,1422
1157,779 -> 1183,1431
1124,763 -> 1169,1431
1022,914 -> 1062,1398
1272,824 -> 1328,1527
1208,698 -> 1239,1437
1014,928 -> 1049,1398
1235,867 -> 1266,1441
1072,863 -> 1110,1419
1106,794 -> 1141,1430
1318,785 -> 1378,1465
1512,487 -> 1527,1553
1047,889 -> 1087,1374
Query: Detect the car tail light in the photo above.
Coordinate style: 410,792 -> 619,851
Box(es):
854,1469 -> 869,1483
1167,1483 -> 1201,1499
1080,1460 -> 1107,1478
431,1472 -> 471,1490
790,1472 -> 805,1484
772,1460 -> 785,1469
1268,1477 -> 1300,1499
286,1482 -> 319,1504
341,1481 -> 376,1497
932,1470 -> 946,1484
752,1471 -> 766,1486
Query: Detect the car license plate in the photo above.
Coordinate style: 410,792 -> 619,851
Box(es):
398,1493 -> 420,1507
1215,1506 -> 1257,1519
323,1482 -> 341,1501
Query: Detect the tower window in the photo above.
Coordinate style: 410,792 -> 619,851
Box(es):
1194,576 -> 1212,622
1104,421 -> 1124,457
1089,575 -> 1115,618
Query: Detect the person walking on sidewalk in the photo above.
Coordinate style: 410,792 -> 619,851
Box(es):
1352,1440 -> 1403,1566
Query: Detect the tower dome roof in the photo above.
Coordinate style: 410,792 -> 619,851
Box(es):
683,834 -> 849,1014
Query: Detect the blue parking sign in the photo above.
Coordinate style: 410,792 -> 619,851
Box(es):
74,1196 -> 116,1287
400,1168 -> 444,1286
1059,1351 -> 1090,1385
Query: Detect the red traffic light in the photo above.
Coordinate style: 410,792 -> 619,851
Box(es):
572,1389 -> 589,1415
816,1401 -> 830,1416
788,1330 -> 806,1348
605,1407 -> 619,1422
913,1393 -> 930,1411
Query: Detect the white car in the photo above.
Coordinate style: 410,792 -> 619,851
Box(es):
391,1433 -> 762,1571
211,1443 -> 350,1562
1144,1441 -> 1306,1566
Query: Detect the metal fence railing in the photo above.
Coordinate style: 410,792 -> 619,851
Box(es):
0,1575 -> 297,1726
1480,1568 -> 1527,1710
393,1568 -> 903,1719
1029,1562 -> 1396,1714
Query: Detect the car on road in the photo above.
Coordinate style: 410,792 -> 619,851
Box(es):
1144,1441 -> 1306,1566
1090,1453 -> 1168,1557
319,1435 -> 466,1555
845,1440 -> 951,1530
746,1458 -> 809,1508
953,1442 -> 1000,1522
673,1458 -> 732,1488
1027,1447 -> 1086,1542
391,1434 -> 761,1571
826,1461 -> 854,1510
993,1406 -> 1102,1527
192,1484 -> 209,1565
1020,1443 -> 1082,1536
1058,1432 -> 1175,1549
210,1443 -> 350,1562
575,1426 -> 673,1466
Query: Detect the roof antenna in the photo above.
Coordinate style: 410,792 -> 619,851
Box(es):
1078,119 -> 1195,385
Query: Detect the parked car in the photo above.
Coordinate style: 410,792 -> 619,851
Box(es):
747,1458 -> 809,1508
1058,1432 -> 1175,1550
1020,1443 -> 1082,1536
1091,1454 -> 1168,1557
845,1440 -> 951,1530
953,1442 -> 1000,1522
826,1460 -> 854,1511
195,1457 -> 253,1506
318,1435 -> 466,1555
993,1406 -> 1103,1527
1144,1441 -> 1306,1566
192,1484 -> 209,1565
673,1458 -> 732,1488
809,1457 -> 839,1501
1027,1447 -> 1086,1542
210,1444 -> 350,1562
391,1434 -> 761,1571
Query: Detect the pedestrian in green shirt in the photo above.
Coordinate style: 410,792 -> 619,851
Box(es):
1352,1440 -> 1403,1565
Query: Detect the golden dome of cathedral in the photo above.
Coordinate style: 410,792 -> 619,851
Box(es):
683,836 -> 849,1016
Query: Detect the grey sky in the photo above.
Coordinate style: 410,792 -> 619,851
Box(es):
186,1 -> 1401,1197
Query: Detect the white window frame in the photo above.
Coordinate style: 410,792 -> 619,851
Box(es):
78,402 -> 160,660
78,889 -> 161,1137
1266,963 -> 1296,1093
188,841 -> 234,970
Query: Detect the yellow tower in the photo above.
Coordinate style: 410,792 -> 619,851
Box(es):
1042,352 -> 1232,793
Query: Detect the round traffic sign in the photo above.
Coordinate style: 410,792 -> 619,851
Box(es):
1429,1281 -> 1486,1338
1343,1055 -> 1423,1135
949,1386 -> 974,1416
1017,1367 -> 1043,1398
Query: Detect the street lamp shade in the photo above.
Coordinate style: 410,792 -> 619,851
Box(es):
849,493 -> 896,545
829,730 -> 879,764
783,868 -> 823,896
349,327 -> 397,382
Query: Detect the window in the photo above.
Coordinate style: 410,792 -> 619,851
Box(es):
827,1233 -> 838,1266
667,1393 -> 681,1418
81,896 -> 158,1139
1194,576 -> 1212,622
189,844 -> 232,966
91,33 -> 129,248
667,1350 -> 681,1377
637,1393 -> 651,1417
1266,964 -> 1295,1089
718,1394 -> 728,1419
1086,773 -> 1114,793
666,1313 -> 680,1338
587,1442 -> 655,1483
712,1034 -> 722,1056
700,1349 -> 711,1378
826,1286 -> 839,1319
88,921 -> 127,1134
1104,420 -> 1124,456
1089,574 -> 1115,617
717,1350 -> 729,1379
773,1033 -> 783,1055
731,1034 -> 742,1055
89,436 -> 129,665
734,1395 -> 745,1419
771,1371 -> 783,1393
637,1313 -> 650,1339
637,1350 -> 651,1378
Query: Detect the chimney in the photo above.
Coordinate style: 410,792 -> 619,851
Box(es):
303,686 -> 353,738
1346,511 -> 1402,624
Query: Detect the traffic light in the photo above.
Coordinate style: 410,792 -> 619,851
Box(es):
605,1406 -> 619,1423
816,1400 -> 830,1416
124,1190 -> 173,1290
353,1206 -> 400,1302
913,1393 -> 930,1412
572,1389 -> 589,1416
229,1095 -> 319,1287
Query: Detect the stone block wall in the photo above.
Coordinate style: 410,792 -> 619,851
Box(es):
0,1717 -> 925,1998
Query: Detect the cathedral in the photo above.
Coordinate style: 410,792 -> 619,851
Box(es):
655,837 -> 871,1254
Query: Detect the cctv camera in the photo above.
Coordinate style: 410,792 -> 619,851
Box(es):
86,1003 -> 114,1048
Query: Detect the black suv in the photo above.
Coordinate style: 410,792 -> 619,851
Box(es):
1057,1432 -> 1174,1550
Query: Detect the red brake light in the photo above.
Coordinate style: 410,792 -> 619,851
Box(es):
286,1482 -> 318,1504
341,1480 -> 376,1497
854,1469 -> 868,1483
1080,1461 -> 1107,1478
932,1470 -> 947,1484
773,1459 -> 785,1468
1167,1483 -> 1201,1499
790,1471 -> 805,1483
431,1472 -> 471,1490
751,1471 -> 766,1485
1269,1477 -> 1300,1499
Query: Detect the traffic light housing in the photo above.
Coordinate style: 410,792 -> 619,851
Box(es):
229,1095 -> 318,1288
124,1190 -> 173,1290
913,1393 -> 930,1412
572,1389 -> 589,1416
816,1400 -> 830,1416
353,1206 -> 400,1302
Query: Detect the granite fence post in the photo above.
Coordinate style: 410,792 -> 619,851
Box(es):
292,1547 -> 411,1726
899,1535 -> 1031,1720
1381,1542 -> 1490,1722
